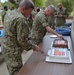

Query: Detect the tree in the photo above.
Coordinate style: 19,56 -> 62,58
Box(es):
9,0 -> 15,4
9,0 -> 22,7
45,0 -> 73,13
45,0 -> 61,7
9,0 -> 46,8
61,0 -> 73,14
9,0 -> 22,5
32,0 -> 45,7
1,1 -> 16,9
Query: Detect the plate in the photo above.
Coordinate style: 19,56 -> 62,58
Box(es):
50,35 -> 57,38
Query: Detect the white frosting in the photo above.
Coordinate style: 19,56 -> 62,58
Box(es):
48,48 -> 69,62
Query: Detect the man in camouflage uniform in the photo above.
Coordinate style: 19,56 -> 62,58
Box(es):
29,5 -> 64,46
31,10 -> 37,19
48,14 -> 56,29
1,6 -> 8,24
56,3 -> 68,27
2,0 -> 40,75
27,14 -> 33,30
27,10 -> 37,30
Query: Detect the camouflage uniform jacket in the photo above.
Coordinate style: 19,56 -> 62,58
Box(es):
29,10 -> 49,45
48,14 -> 56,29
1,10 -> 7,23
56,7 -> 68,26
31,10 -> 37,19
2,10 -> 32,54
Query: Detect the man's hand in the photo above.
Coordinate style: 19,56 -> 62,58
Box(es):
59,14 -> 62,17
33,45 -> 41,51
57,34 -> 64,39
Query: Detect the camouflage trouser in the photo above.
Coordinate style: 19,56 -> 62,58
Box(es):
2,47 -> 23,75
56,18 -> 66,27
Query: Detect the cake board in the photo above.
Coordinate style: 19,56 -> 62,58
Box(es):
45,50 -> 72,64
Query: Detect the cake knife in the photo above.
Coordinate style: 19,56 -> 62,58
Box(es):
62,38 -> 67,41
39,50 -> 49,56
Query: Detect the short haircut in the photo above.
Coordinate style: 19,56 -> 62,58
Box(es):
58,3 -> 62,6
47,5 -> 55,11
19,0 -> 34,9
